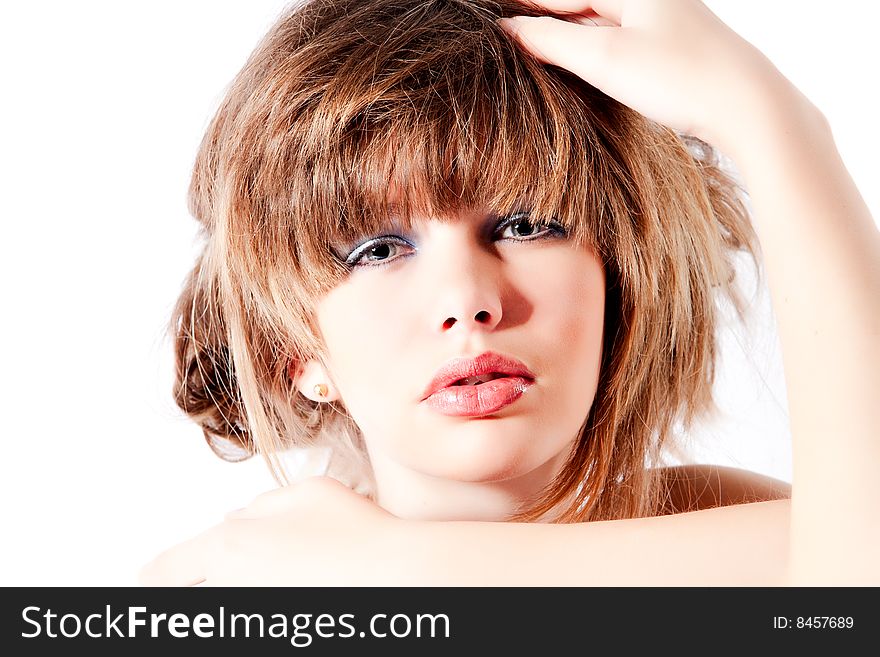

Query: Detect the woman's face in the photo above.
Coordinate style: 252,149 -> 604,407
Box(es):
311,205 -> 606,520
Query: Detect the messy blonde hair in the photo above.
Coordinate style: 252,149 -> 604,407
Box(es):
172,0 -> 758,522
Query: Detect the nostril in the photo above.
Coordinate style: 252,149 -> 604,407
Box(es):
441,310 -> 493,331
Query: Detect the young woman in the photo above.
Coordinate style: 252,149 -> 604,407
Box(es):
140,0 -> 879,585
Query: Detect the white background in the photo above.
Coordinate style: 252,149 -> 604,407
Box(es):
1,1 -> 878,585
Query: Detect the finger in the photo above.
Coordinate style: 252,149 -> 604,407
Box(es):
232,477 -> 350,519
232,485 -> 301,519
138,528 -> 215,587
515,0 -> 624,24
498,14 -> 622,84
223,506 -> 247,520
571,12 -> 618,28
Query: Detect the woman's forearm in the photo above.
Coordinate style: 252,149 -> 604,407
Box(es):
408,500 -> 790,586
718,78 -> 880,584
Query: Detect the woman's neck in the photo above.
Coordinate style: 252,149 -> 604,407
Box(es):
367,448 -> 571,522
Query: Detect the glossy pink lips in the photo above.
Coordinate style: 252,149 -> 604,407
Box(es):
422,375 -> 533,416
421,351 -> 535,417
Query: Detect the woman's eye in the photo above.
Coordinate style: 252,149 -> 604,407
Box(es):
345,237 -> 414,268
343,214 -> 564,269
495,213 -> 566,241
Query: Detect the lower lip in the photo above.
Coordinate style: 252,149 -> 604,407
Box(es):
422,377 -> 534,417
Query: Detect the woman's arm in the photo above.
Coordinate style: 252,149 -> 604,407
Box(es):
715,92 -> 880,584
141,474 -> 791,586
406,499 -> 791,586
499,0 -> 880,585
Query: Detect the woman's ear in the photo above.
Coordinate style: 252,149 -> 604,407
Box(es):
290,358 -> 340,402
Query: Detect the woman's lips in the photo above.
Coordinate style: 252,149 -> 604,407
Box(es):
421,376 -> 534,417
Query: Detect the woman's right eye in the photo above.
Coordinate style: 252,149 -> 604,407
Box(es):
345,237 -> 415,268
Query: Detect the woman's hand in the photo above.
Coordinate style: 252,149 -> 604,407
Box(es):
498,0 -> 793,151
139,477 -> 406,586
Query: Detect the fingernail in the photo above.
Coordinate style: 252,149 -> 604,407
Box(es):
496,16 -> 520,32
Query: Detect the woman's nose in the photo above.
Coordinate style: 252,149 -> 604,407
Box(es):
425,228 -> 503,335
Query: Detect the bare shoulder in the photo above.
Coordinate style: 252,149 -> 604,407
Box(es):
657,464 -> 792,515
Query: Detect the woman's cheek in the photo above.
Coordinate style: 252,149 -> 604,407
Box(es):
320,298 -> 409,413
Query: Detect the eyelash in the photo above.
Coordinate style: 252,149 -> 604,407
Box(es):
344,213 -> 567,269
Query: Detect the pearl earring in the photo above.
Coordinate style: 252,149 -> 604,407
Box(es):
313,383 -> 329,399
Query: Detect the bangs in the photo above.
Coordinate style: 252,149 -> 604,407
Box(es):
229,0 -> 623,296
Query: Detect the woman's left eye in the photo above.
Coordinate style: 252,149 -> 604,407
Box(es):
344,236 -> 415,268
494,213 -> 566,241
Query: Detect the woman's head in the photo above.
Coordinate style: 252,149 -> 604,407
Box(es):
174,0 -> 757,522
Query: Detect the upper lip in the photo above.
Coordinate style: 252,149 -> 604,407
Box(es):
421,351 -> 535,401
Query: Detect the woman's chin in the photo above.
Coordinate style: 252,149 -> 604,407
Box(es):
415,440 -> 570,488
